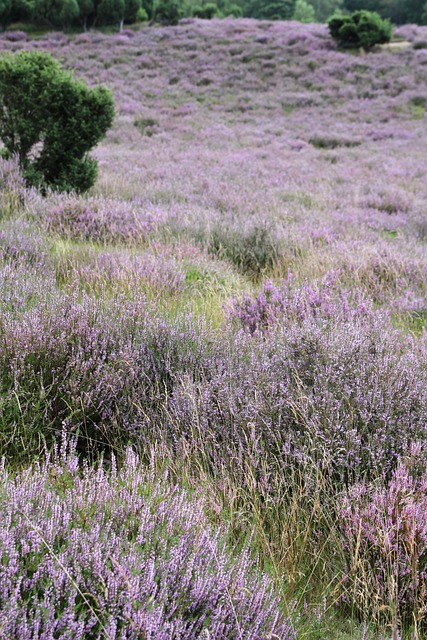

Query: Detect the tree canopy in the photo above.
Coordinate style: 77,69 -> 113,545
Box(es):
0,51 -> 115,193
0,0 -> 425,30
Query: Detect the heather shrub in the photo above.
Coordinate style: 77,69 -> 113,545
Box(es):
0,296 -> 213,463
0,51 -> 114,193
55,247 -> 186,296
43,196 -> 154,244
0,252 -> 57,318
0,156 -> 26,218
2,30 -> 27,42
133,115 -> 159,136
165,314 -> 427,487
414,40 -> 427,50
309,135 -> 361,149
0,440 -> 295,639
338,445 -> 427,630
208,222 -> 280,279
0,218 -> 50,269
229,274 -> 371,334
328,11 -> 392,50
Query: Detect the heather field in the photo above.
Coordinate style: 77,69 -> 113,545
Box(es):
2,17 -> 427,638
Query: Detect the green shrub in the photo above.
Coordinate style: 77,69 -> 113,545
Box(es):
209,223 -> 280,279
134,116 -> 159,135
0,51 -> 114,194
328,10 -> 392,50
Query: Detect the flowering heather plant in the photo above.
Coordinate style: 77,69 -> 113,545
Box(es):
0,218 -> 50,269
1,31 -> 27,42
0,156 -> 26,218
338,444 -> 427,630
0,293 -> 215,463
164,313 -> 427,488
43,196 -> 156,245
55,247 -> 186,297
0,439 -> 295,639
229,273 -> 372,334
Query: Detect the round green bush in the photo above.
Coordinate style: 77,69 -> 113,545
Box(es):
328,10 -> 392,50
0,51 -> 114,194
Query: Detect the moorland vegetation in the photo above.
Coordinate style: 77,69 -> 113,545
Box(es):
2,15 -> 427,640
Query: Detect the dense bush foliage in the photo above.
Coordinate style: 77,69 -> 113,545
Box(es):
328,10 -> 392,49
0,51 -> 114,193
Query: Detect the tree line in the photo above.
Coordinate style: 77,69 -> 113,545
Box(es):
0,0 -> 425,32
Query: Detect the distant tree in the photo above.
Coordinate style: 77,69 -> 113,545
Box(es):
224,3 -> 242,16
422,2 -> 427,25
141,0 -> 154,19
10,0 -> 35,21
397,0 -> 424,24
0,0 -> 34,26
122,0 -> 142,26
97,0 -> 125,25
293,0 -> 315,22
153,0 -> 183,24
307,0 -> 343,22
193,2 -> 219,17
98,0 -> 141,29
344,0 -> 424,24
0,0 -> 12,30
0,51 -> 114,193
77,0 -> 95,29
246,0 -> 295,20
33,0 -> 79,28
344,0 -> 382,12
136,5 -> 148,19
